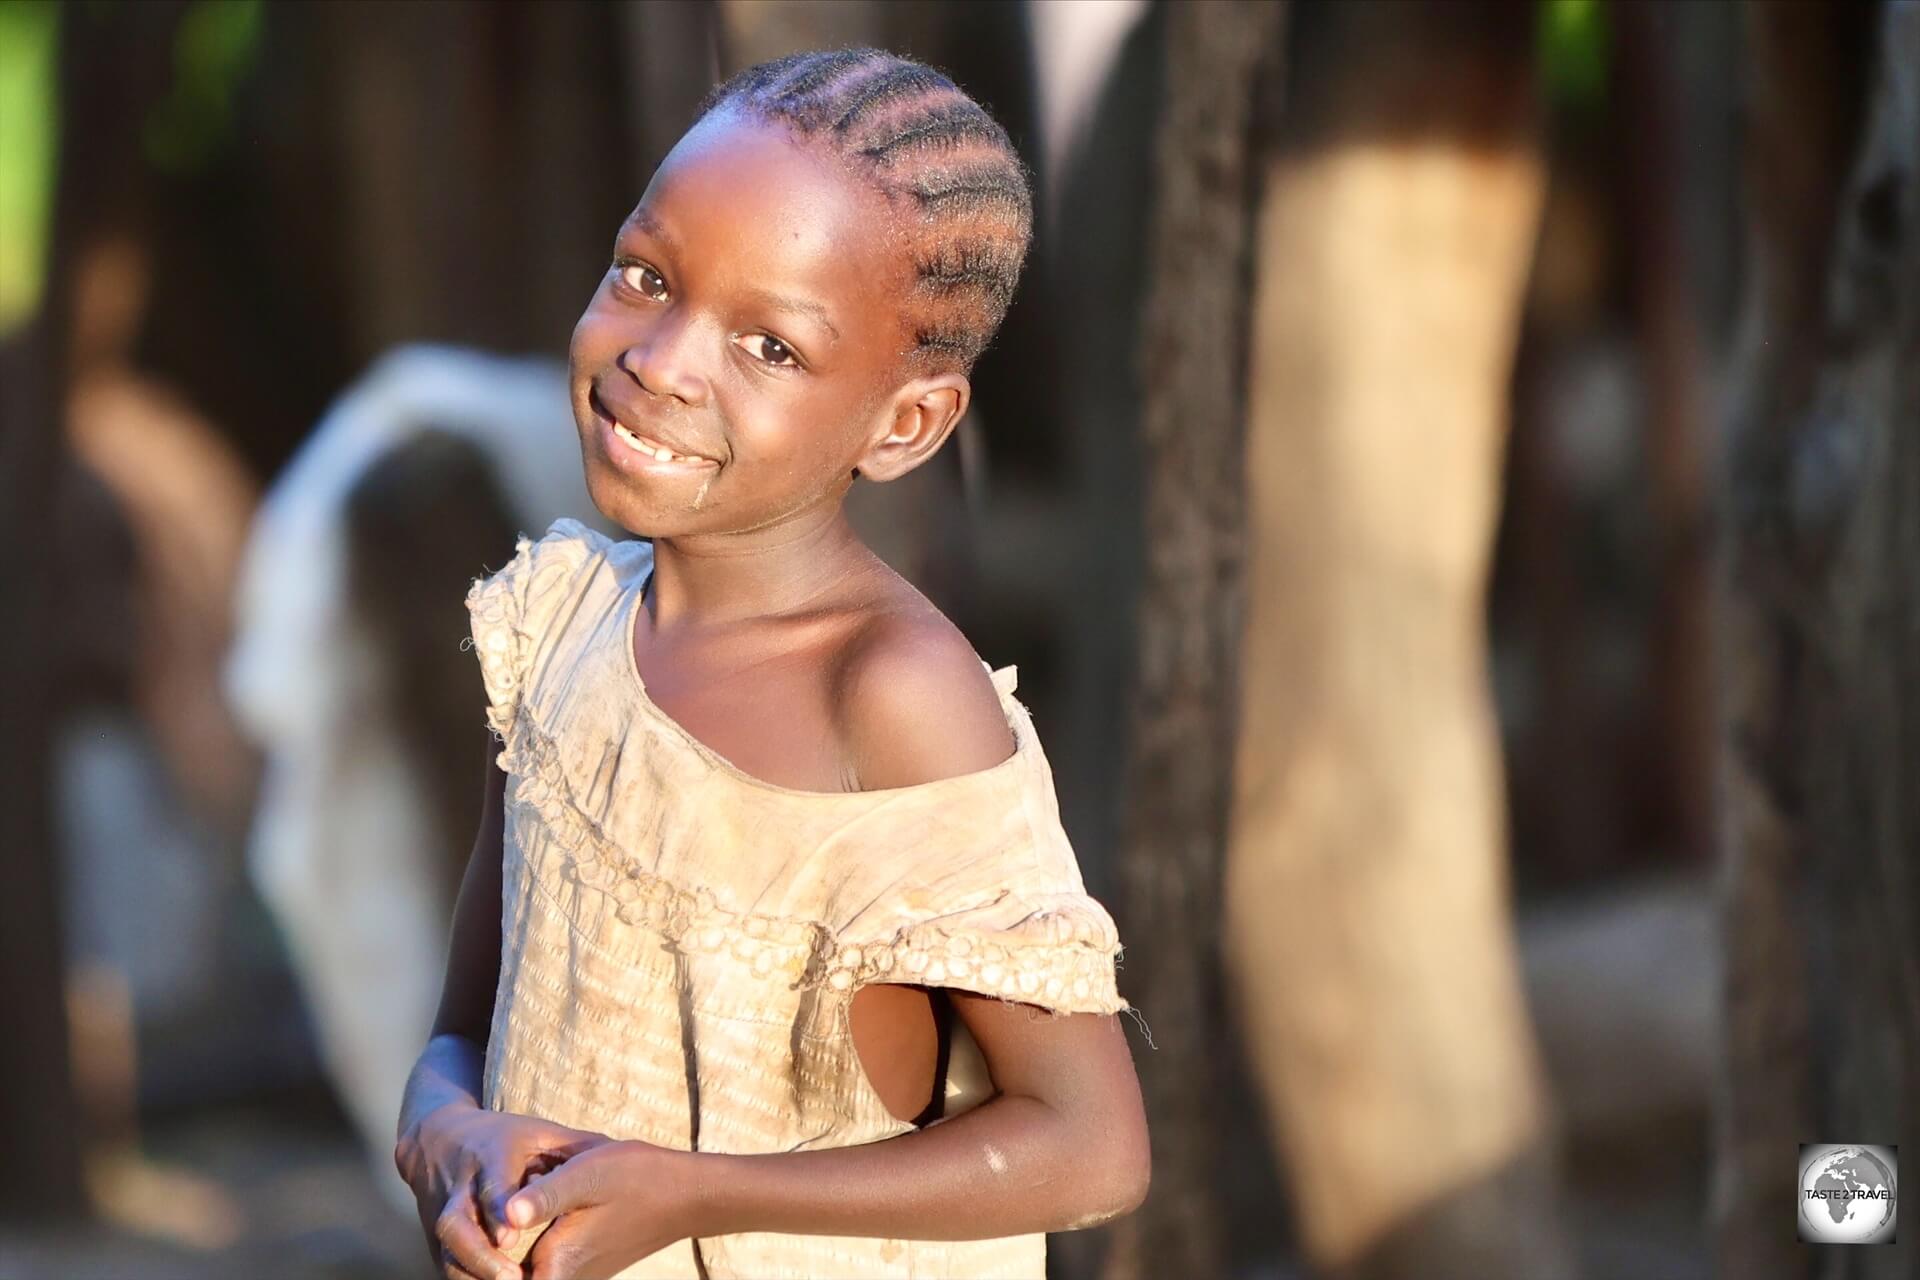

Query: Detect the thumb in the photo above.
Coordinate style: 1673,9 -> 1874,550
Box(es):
506,1156 -> 602,1227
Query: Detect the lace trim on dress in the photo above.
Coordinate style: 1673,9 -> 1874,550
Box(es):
463,526 -> 598,759
464,571 -> 522,749
504,708 -> 1130,1017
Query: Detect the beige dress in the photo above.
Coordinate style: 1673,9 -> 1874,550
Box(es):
463,517 -> 1132,1280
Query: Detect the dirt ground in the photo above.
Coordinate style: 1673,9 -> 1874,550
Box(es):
0,1097 -> 1708,1280
0,1091 -> 421,1280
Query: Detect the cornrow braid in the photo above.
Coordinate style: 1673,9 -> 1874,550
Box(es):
696,48 -> 1034,374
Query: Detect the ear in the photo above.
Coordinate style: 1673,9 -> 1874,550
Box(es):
853,372 -> 971,483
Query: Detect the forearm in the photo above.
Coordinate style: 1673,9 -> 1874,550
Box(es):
684,1093 -> 1142,1242
396,1032 -> 487,1142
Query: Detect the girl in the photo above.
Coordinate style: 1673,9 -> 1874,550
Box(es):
394,48 -> 1150,1280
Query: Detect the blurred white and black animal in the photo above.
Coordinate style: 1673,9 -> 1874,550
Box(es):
222,344 -> 619,1206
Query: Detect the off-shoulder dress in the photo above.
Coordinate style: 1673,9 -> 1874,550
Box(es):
463,516 -> 1132,1279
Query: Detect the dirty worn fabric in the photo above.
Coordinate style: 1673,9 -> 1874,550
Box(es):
463,516 -> 1131,1279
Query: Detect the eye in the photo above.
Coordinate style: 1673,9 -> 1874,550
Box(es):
734,333 -> 800,369
616,261 -> 669,302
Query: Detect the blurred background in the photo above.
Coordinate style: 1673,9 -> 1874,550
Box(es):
1,0 -> 1913,1277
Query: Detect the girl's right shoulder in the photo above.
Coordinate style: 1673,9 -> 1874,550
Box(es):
466,516 -> 610,627
464,516 -> 617,746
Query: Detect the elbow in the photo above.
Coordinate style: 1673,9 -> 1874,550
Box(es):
1110,1139 -> 1151,1218
1071,1125 -> 1151,1228
1110,1104 -> 1152,1216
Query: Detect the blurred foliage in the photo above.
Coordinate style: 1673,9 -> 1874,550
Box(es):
0,0 -> 58,337
144,0 -> 264,174
1539,0 -> 1608,119
0,0 -> 264,338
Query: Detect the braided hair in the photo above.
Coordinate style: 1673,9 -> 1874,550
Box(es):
696,49 -> 1034,375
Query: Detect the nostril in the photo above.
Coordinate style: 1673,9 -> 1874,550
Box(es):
618,348 -> 700,407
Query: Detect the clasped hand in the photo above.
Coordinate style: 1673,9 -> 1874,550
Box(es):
395,1102 -> 697,1280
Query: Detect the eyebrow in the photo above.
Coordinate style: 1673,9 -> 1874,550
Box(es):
618,206 -> 677,252
618,205 -> 841,344
741,286 -> 841,342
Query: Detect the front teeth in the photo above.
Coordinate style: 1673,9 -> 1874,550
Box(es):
612,421 -> 707,465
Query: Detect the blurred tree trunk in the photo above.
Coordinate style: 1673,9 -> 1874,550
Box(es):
1614,0 -> 1717,870
0,0 -> 185,1220
1224,4 -> 1575,1278
0,301 -> 88,1223
1713,1 -> 1914,1275
619,0 -> 719,183
304,0 -> 638,362
1103,5 -> 1285,1279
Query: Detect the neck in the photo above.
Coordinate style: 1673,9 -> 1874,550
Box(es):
642,502 -> 878,631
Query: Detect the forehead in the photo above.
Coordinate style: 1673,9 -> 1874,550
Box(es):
627,110 -> 908,315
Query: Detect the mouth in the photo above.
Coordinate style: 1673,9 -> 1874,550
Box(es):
590,387 -> 720,471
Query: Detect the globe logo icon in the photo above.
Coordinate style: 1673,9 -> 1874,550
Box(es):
1799,1144 -> 1897,1243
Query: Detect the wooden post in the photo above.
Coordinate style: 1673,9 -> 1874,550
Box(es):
1713,3 -> 1917,1275
1103,5 -> 1285,1278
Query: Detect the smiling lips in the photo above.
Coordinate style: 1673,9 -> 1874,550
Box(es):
608,419 -> 719,468
591,382 -> 721,470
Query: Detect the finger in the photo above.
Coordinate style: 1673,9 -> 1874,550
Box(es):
437,1193 -> 521,1280
538,1123 -> 615,1161
437,1237 -> 507,1280
486,1123 -> 609,1241
421,1208 -> 489,1280
526,1216 -> 587,1280
418,1201 -> 445,1269
526,1149 -> 569,1178
473,1171 -> 521,1251
507,1154 -> 603,1229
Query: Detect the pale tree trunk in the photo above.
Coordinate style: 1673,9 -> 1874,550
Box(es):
1713,2 -> 1918,1276
1102,4 -> 1286,1279
1223,4 -> 1575,1277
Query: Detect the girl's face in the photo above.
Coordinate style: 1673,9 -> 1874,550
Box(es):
570,108 -> 931,539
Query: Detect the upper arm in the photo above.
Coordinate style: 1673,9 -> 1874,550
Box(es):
429,730 -> 507,1044
949,992 -> 1151,1206
837,613 -> 1147,1201
835,613 -> 1016,791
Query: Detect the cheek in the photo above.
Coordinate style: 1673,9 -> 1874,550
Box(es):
726,381 -> 876,470
569,287 -> 615,368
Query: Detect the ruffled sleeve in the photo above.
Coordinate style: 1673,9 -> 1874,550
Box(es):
826,885 -> 1128,1018
462,517 -> 604,763
820,716 -> 1131,1018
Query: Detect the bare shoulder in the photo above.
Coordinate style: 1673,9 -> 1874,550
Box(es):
833,605 -> 1016,791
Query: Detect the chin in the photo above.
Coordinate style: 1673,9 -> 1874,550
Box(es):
579,459 -> 724,541
581,465 -> 665,538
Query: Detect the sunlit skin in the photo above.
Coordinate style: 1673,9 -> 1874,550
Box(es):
394,104 -> 1150,1280
570,103 -> 963,625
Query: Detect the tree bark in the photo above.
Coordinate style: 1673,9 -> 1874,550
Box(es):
1102,5 -> 1285,1279
1713,2 -> 1915,1275
0,304 -> 89,1225
0,4 -> 97,1220
1613,0 -> 1718,872
1224,4 -> 1575,1277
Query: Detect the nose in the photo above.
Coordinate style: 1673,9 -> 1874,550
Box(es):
617,309 -> 710,408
